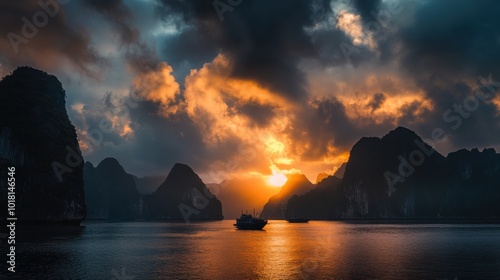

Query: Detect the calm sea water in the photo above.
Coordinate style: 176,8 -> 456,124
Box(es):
2,221 -> 500,279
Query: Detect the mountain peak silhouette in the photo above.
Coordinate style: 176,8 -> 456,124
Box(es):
0,66 -> 85,224
261,173 -> 313,219
145,163 -> 223,220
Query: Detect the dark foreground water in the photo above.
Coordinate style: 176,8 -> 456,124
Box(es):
2,221 -> 500,279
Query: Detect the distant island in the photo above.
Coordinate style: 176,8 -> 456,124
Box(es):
282,127 -> 500,220
0,67 -> 223,224
261,174 -> 314,219
1,67 -> 499,224
84,158 -> 140,221
85,159 -> 223,221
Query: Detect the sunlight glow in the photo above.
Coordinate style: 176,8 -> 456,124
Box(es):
267,173 -> 288,187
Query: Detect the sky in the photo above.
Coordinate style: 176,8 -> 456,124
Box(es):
1,0 -> 500,184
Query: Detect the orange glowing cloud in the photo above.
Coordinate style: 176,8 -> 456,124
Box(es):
133,62 -> 181,116
181,54 -> 320,179
493,96 -> 500,112
307,65 -> 433,125
132,52 -> 436,183
183,54 -> 290,143
336,10 -> 376,49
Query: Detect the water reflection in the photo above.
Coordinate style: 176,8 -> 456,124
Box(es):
1,221 -> 500,279
1,225 -> 84,279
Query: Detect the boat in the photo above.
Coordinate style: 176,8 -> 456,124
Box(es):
287,217 -> 310,223
234,214 -> 268,230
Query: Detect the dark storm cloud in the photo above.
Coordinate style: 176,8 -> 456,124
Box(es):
351,0 -> 382,24
157,0 -> 332,101
114,100 -> 265,177
309,27 -> 374,68
0,1 -> 99,73
407,80 -> 500,151
396,0 -> 500,79
103,91 -> 114,108
291,97 -> 394,160
302,97 -> 356,156
384,0 -> 500,150
83,0 -> 139,44
121,101 -> 204,169
125,42 -> 160,73
235,100 -> 276,128
82,0 -> 160,74
3,0 -> 498,177
78,91 -> 129,150
366,92 -> 386,112
161,27 -> 219,82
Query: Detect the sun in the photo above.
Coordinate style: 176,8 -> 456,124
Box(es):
267,173 -> 288,187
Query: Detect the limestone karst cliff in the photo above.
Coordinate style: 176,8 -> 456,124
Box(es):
0,67 -> 85,224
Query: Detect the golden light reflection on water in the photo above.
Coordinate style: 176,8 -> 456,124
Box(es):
151,220 -> 350,279
155,222 -> 500,279
13,221 -> 500,279
151,221 -> 447,279
244,220 -> 346,279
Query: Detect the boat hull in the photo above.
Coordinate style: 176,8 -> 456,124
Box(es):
234,220 -> 267,230
287,218 -> 309,223
234,214 -> 268,230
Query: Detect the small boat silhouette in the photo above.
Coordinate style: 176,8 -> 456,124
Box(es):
234,214 -> 268,230
287,217 -> 309,223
